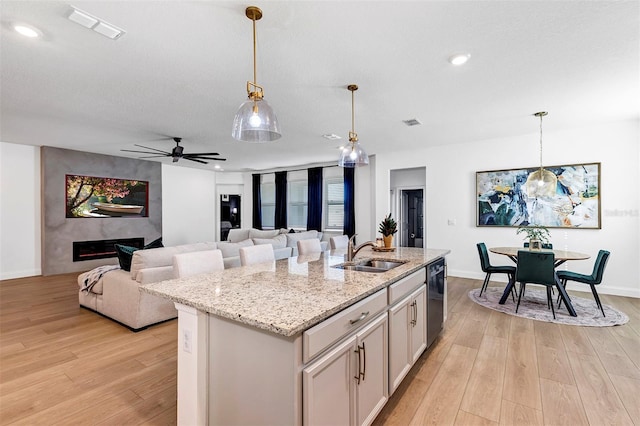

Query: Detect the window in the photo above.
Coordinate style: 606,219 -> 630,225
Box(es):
325,177 -> 344,229
288,180 -> 308,229
261,181 -> 275,229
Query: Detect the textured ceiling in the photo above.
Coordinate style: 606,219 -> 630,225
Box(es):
1,1 -> 638,172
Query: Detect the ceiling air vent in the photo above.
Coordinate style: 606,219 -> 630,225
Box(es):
403,118 -> 422,127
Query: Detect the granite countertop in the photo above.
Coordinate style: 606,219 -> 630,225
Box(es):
141,247 -> 450,337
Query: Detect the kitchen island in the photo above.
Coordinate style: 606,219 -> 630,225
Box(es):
142,246 -> 449,426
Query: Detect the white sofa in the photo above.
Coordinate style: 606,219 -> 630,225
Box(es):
78,242 -> 218,330
77,230 -> 339,330
226,228 -> 331,258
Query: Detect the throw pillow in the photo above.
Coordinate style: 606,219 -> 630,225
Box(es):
144,237 -> 163,249
285,230 -> 319,248
252,234 -> 287,249
217,239 -> 254,258
249,228 -> 280,239
114,244 -> 139,271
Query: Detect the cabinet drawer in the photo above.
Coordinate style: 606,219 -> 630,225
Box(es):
303,288 -> 387,363
388,268 -> 426,305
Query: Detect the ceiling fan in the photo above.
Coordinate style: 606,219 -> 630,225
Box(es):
121,138 -> 226,164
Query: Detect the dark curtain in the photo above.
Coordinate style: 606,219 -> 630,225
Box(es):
307,167 -> 323,231
343,167 -> 356,239
275,171 -> 288,229
252,174 -> 262,229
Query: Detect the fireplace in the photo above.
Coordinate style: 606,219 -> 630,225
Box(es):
73,238 -> 144,262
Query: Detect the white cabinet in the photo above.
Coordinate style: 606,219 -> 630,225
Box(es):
303,313 -> 388,426
388,284 -> 427,395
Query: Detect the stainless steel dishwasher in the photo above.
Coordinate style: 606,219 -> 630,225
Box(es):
427,258 -> 445,348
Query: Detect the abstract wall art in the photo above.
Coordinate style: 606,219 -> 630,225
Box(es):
476,162 -> 600,228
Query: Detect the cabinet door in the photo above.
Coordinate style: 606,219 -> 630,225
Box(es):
410,285 -> 427,364
355,313 -> 388,426
303,334 -> 356,426
388,296 -> 411,395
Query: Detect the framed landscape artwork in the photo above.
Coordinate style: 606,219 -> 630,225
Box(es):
476,162 -> 601,228
66,174 -> 149,218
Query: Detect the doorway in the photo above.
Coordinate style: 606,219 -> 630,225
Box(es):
400,189 -> 424,248
220,194 -> 241,240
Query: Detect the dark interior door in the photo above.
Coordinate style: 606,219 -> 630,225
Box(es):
220,195 -> 241,240
401,189 -> 423,248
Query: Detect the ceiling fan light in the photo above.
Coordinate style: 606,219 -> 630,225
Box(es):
232,98 -> 281,143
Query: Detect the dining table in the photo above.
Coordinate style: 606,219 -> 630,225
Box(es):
489,246 -> 590,317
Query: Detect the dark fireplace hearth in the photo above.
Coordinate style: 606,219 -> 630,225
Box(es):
73,238 -> 144,262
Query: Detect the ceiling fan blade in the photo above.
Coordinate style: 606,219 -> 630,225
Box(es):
121,149 -> 170,155
133,144 -> 171,155
184,157 -> 208,164
137,155 -> 170,159
183,152 -> 220,156
187,156 -> 227,161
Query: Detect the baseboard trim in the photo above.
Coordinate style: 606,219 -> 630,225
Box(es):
448,269 -> 640,299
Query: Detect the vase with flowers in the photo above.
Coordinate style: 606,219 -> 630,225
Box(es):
516,225 -> 551,250
378,213 -> 398,248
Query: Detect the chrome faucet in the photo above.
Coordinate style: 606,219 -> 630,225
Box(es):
347,234 -> 376,262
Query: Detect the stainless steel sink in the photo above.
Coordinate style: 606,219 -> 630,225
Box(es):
361,260 -> 406,269
332,259 -> 407,273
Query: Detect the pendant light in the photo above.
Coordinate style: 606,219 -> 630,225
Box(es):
525,111 -> 557,198
231,6 -> 281,143
338,84 -> 369,167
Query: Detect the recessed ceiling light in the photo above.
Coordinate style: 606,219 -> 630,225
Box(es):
14,24 -> 41,38
214,164 -> 221,169
322,133 -> 342,141
448,53 -> 471,66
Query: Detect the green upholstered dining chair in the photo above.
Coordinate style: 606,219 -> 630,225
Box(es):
476,243 -> 516,299
523,242 -> 553,249
515,250 -> 559,319
556,250 -> 610,317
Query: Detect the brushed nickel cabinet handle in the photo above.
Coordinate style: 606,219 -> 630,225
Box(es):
360,342 -> 366,381
353,346 -> 361,384
350,311 -> 370,325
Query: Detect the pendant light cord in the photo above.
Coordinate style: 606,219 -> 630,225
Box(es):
252,15 -> 257,87
351,89 -> 355,135
539,113 -> 543,171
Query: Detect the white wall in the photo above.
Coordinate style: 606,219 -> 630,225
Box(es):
0,143 -> 41,279
3,119 -> 638,298
371,119 -> 640,297
162,164 -> 217,246
0,144 -> 221,279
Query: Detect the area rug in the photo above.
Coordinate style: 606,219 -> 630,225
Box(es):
469,287 -> 628,327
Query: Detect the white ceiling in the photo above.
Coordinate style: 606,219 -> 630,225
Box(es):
1,1 -> 638,172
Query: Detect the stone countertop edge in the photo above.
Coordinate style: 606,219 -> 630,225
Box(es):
141,247 -> 450,338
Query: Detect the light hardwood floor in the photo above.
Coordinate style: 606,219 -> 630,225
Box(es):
1,273 -> 638,425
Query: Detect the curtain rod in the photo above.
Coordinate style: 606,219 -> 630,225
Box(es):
252,163 -> 340,175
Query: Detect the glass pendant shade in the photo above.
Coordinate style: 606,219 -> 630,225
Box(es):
339,84 -> 369,168
525,168 -> 557,198
232,6 -> 281,143
338,141 -> 369,168
232,98 -> 281,143
525,111 -> 557,198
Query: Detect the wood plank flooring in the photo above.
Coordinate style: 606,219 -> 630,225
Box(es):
1,273 -> 639,425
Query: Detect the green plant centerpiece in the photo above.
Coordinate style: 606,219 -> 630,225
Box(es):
378,213 -> 398,248
516,225 -> 551,250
